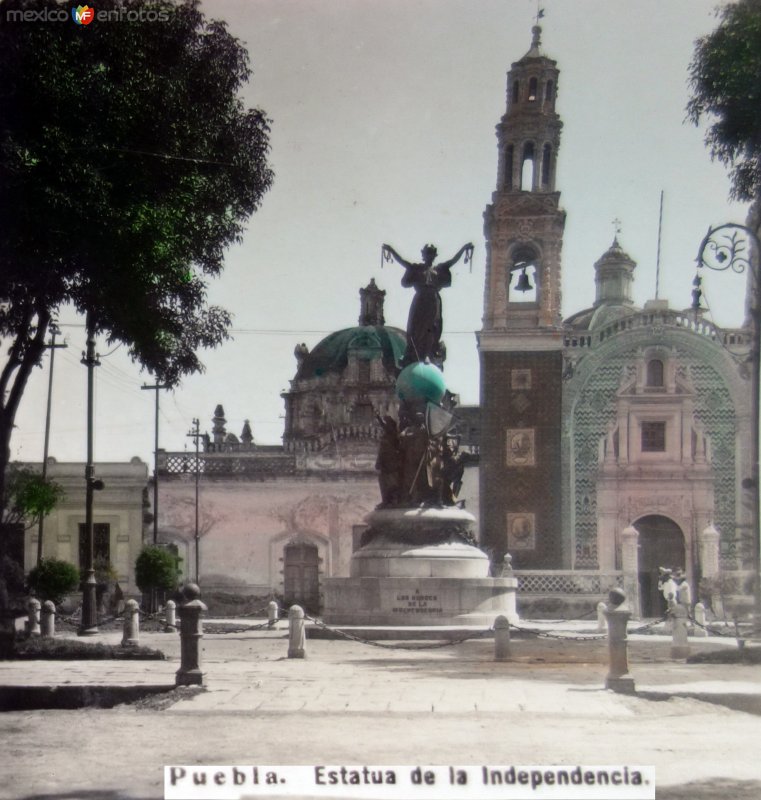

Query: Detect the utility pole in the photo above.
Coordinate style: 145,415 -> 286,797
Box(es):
141,381 -> 168,544
186,418 -> 202,584
37,323 -> 67,565
79,312 -> 104,636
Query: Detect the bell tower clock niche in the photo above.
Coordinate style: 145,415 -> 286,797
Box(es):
478,23 -> 567,570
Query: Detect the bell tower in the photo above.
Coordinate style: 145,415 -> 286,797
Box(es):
478,24 -> 567,568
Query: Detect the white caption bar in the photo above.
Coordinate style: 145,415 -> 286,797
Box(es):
165,765 -> 655,799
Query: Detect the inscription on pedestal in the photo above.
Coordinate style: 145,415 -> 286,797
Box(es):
392,590 -> 443,615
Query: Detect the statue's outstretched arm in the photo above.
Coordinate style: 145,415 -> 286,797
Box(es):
381,244 -> 413,269
438,242 -> 474,270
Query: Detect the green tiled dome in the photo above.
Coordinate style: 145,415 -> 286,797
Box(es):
296,325 -> 406,380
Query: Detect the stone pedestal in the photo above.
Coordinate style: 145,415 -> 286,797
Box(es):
176,583 -> 207,687
324,506 -> 518,626
604,589 -> 636,695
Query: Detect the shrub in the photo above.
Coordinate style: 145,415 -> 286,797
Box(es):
135,546 -> 180,595
27,558 -> 79,604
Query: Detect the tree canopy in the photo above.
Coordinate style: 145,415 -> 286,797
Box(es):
1,465 -> 64,529
687,0 -> 761,202
0,0 -> 273,481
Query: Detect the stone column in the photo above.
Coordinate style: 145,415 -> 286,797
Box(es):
164,599 -> 177,633
41,601 -> 56,638
693,602 -> 708,637
26,598 -> 41,637
697,523 -> 722,615
698,523 -> 720,577
603,588 -> 636,695
121,599 -> 140,647
288,605 -> 306,659
620,526 -> 641,619
176,583 -> 208,686
494,615 -> 511,661
268,600 -> 279,628
596,601 -> 607,633
671,605 -> 691,659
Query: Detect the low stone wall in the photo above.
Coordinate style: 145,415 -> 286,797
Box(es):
513,571 -> 624,620
516,594 -> 602,620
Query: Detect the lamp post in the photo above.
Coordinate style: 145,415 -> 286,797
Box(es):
79,312 -> 104,636
141,380 -> 168,544
695,223 -> 761,622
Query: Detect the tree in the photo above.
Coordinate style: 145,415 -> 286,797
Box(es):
687,0 -> 761,202
0,0 -> 274,504
135,545 -> 180,610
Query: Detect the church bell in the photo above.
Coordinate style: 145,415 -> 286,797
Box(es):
514,266 -> 533,293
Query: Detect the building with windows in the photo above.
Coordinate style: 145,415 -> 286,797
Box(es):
478,24 -> 752,616
19,457 -> 150,596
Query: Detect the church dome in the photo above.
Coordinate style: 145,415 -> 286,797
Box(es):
295,324 -> 406,380
564,235 -> 640,332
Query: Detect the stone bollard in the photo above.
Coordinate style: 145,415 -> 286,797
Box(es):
670,605 -> 691,659
494,615 -> 511,661
596,601 -> 607,632
176,583 -> 208,686
121,599 -> 140,647
26,597 -> 41,638
164,599 -> 177,633
288,605 -> 306,659
603,588 -> 636,694
268,600 -> 279,628
693,602 -> 708,637
41,601 -> 56,638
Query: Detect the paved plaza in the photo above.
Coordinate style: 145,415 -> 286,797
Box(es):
0,621 -> 759,800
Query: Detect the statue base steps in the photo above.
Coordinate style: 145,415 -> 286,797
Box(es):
325,506 -> 518,627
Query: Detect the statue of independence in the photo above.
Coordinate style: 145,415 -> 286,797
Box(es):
382,242 -> 473,368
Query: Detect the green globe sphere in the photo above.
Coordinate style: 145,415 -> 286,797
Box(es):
396,362 -> 447,404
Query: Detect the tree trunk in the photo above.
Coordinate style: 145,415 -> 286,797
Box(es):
0,307 -> 51,610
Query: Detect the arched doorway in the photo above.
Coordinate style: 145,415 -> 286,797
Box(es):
283,542 -> 320,613
635,515 -> 686,616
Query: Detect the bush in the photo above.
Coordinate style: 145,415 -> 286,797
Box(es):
135,546 -> 180,595
11,637 -> 165,660
27,558 -> 79,604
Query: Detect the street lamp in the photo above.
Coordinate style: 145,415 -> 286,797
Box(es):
695,223 -> 761,623
79,312 -> 105,636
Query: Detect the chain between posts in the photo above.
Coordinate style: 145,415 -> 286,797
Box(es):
302,613 -> 496,650
687,613 -> 742,639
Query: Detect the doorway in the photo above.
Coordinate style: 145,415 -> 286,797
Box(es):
635,515 -> 686,616
283,542 -> 320,613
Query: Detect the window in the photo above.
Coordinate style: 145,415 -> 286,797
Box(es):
646,359 -> 664,387
545,80 -> 554,101
641,422 -> 666,452
512,80 -> 520,103
78,523 -> 111,569
520,142 -> 535,190
528,77 -> 538,101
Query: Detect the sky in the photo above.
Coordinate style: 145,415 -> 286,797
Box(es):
8,0 -> 750,470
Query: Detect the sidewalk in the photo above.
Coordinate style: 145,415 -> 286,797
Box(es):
0,620 -> 759,799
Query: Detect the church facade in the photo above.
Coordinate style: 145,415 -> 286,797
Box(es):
478,25 -> 753,616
